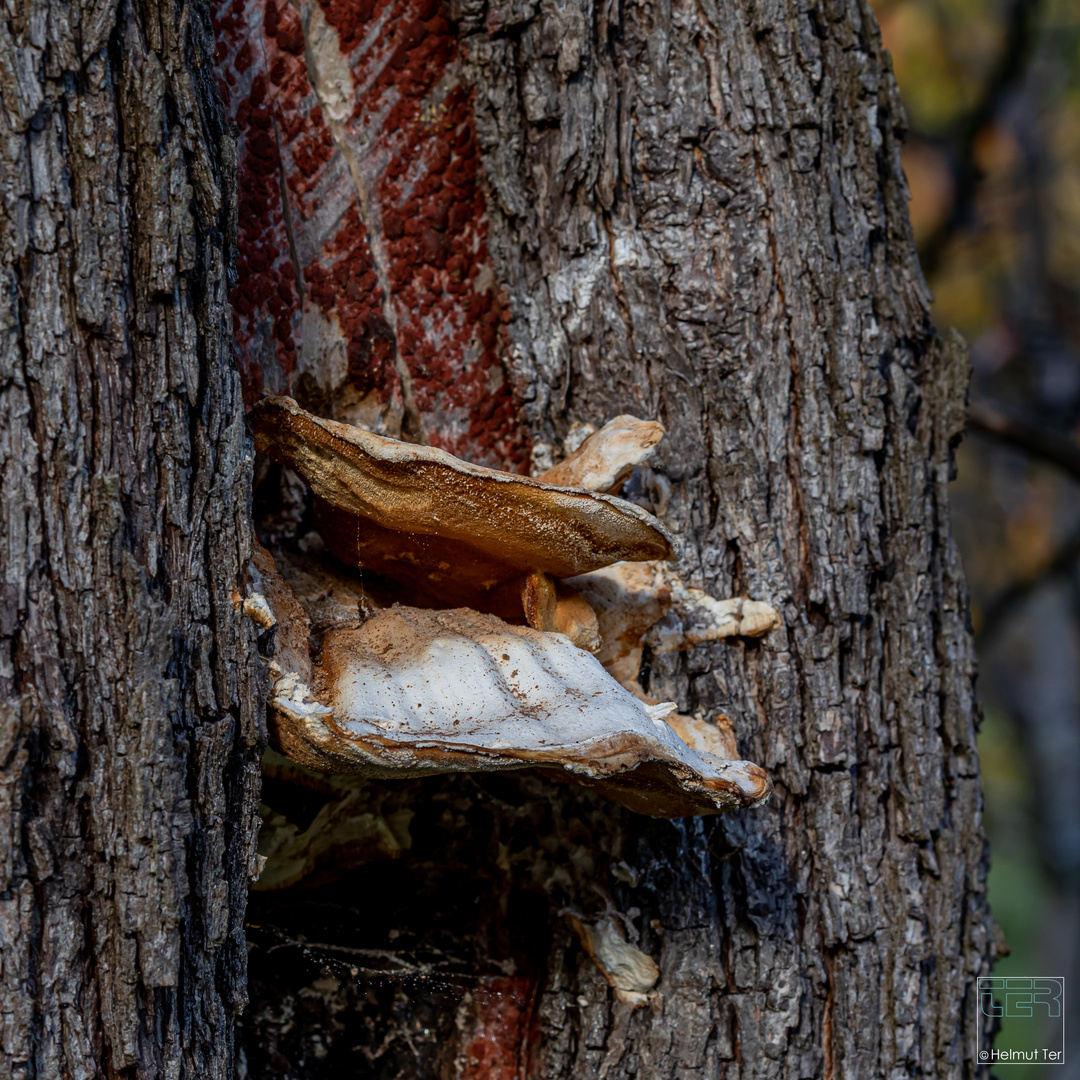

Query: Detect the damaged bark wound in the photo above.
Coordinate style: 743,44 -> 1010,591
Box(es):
213,0 -> 526,463
0,0 -> 262,1077
233,0 -> 993,1078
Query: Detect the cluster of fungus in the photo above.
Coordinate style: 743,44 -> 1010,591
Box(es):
245,396 -> 779,820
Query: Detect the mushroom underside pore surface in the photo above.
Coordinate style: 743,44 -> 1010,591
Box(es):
255,543 -> 772,818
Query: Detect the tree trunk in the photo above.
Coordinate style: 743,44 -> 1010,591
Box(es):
2,0 -> 994,1076
219,0 -> 995,1076
0,1 -> 262,1077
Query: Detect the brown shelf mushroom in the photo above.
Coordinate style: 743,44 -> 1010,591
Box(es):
567,560 -> 782,696
567,914 -> 660,1009
251,397 -> 675,645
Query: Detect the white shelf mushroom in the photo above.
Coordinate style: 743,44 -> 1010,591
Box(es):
266,597 -> 771,818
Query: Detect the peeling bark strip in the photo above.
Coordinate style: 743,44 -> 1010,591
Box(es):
233,0 -> 992,1076
0,0 -> 262,1077
212,0 -> 528,465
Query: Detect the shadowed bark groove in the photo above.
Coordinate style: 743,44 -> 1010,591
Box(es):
0,0 -> 263,1076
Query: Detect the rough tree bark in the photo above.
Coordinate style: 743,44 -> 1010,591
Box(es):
222,0 -> 993,1075
1,0 -> 993,1076
0,1 -> 262,1077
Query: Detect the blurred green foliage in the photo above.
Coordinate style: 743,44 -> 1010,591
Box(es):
980,706 -> 1057,1075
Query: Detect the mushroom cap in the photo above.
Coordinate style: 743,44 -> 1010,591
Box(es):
568,914 -> 659,1008
537,415 -> 665,493
268,604 -> 772,818
252,396 -> 675,580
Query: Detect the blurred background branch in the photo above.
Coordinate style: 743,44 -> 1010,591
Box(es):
975,519 -> 1080,643
968,400 -> 1080,481
916,0 -> 1043,276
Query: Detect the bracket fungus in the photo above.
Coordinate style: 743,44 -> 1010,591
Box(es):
247,398 -> 778,819
567,560 -> 783,697
266,599 -> 770,817
568,914 -> 660,1009
252,396 -> 674,648
535,414 -> 666,493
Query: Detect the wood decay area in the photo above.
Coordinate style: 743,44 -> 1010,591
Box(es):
227,0 -> 995,1078
0,0 -> 263,1078
213,0 -> 528,463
